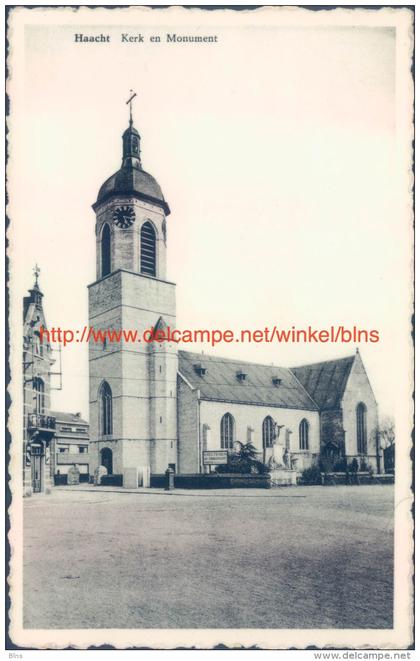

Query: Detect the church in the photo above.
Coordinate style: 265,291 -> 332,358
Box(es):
87,105 -> 383,482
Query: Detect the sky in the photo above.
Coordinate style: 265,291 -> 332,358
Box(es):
8,7 -> 413,421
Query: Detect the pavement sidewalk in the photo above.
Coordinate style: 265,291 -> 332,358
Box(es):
54,484 -> 308,497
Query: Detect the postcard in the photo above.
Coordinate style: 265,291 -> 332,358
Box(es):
6,4 -> 414,651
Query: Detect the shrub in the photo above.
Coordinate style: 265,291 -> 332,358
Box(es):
300,465 -> 322,485
215,456 -> 269,475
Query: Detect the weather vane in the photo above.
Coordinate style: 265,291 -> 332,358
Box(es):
33,263 -> 40,287
126,90 -> 137,126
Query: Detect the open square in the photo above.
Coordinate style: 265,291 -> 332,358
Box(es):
23,485 -> 394,630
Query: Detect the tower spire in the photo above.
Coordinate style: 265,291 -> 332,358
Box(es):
122,90 -> 141,169
33,263 -> 41,288
29,263 -> 43,307
126,90 -> 137,127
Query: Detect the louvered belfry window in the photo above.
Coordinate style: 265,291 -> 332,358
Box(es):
140,221 -> 156,276
101,223 -> 111,277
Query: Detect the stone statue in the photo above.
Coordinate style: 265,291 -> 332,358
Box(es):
94,465 -> 107,486
68,464 -> 80,486
271,423 -> 286,468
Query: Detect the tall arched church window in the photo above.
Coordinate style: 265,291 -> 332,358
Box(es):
33,377 -> 45,414
299,419 -> 309,450
356,403 -> 367,454
262,416 -> 275,449
99,381 -> 113,436
140,221 -> 156,276
101,223 -> 111,277
220,413 -> 235,450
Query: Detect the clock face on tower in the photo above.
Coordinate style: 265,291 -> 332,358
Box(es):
113,205 -> 135,229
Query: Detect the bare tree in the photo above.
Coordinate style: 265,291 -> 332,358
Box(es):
376,416 -> 395,448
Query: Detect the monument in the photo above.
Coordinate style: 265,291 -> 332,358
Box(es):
268,424 -> 298,486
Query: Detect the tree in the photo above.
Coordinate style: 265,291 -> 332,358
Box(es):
236,441 -> 258,462
376,416 -> 395,449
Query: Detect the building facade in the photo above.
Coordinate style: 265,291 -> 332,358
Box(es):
88,113 -> 382,481
23,273 -> 56,495
50,412 -> 90,483
23,273 -> 90,495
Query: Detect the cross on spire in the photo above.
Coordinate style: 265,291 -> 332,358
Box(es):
33,263 -> 40,287
126,90 -> 137,127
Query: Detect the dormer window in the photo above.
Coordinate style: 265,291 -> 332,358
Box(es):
194,364 -> 207,377
236,371 -> 247,382
272,377 -> 282,386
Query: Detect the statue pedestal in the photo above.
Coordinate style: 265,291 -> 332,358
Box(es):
269,468 -> 297,487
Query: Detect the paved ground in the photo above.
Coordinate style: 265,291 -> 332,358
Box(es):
23,485 -> 394,630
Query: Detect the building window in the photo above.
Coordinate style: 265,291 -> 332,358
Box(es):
140,221 -> 156,276
299,418 -> 309,450
99,381 -> 113,436
101,223 -> 111,277
356,403 -> 367,454
78,446 -> 87,453
262,416 -> 275,449
33,377 -> 45,414
220,413 -> 235,450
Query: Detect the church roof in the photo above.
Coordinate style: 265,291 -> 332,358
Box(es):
291,355 -> 355,410
178,351 -> 317,411
95,166 -> 170,215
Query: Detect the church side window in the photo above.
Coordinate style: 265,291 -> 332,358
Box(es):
101,223 -> 111,278
140,221 -> 156,277
100,381 -> 113,436
299,418 -> 309,450
356,403 -> 367,454
262,416 -> 275,449
220,413 -> 235,450
33,377 -> 45,415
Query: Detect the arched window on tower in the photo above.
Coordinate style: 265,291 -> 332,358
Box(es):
356,403 -> 367,454
33,377 -> 45,415
99,381 -> 113,436
101,223 -> 111,278
220,413 -> 235,450
299,418 -> 309,450
140,221 -> 156,277
262,416 -> 275,449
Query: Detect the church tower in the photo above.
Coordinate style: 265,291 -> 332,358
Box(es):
88,101 -> 178,480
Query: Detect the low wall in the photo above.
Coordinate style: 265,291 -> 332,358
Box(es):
100,474 -> 123,487
151,473 -> 271,489
54,473 -> 90,486
321,472 -> 395,486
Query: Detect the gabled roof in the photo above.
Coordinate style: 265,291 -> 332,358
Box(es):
178,351 -> 317,411
50,411 -> 89,425
291,355 -> 355,410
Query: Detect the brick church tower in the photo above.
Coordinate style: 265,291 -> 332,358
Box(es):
88,105 -> 178,480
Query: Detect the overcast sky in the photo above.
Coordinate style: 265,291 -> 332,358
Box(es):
9,7 -> 413,420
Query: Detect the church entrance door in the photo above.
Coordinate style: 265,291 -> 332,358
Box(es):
101,448 -> 113,475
